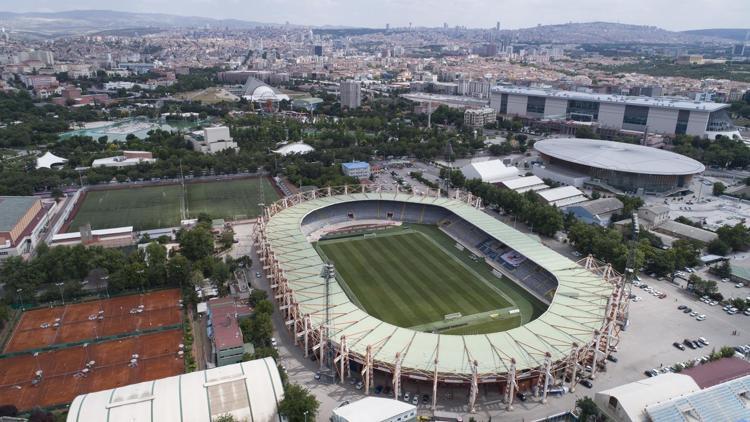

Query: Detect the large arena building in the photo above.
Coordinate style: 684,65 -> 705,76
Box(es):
534,138 -> 706,194
255,186 -> 627,411
490,85 -> 741,139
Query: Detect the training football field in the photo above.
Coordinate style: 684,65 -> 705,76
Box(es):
316,226 -> 545,335
67,177 -> 279,232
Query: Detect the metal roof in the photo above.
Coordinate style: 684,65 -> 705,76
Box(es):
333,397 -> 416,421
499,176 -> 546,190
535,138 -> 706,176
646,375 -> 750,422
66,358 -> 283,422
265,193 -> 612,376
460,160 -> 519,184
0,196 -> 39,232
568,198 -> 624,216
342,161 -> 370,170
537,186 -> 586,203
491,86 -> 730,113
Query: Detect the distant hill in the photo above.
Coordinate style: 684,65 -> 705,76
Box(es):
682,28 -> 750,42
504,22 -> 734,45
0,10 -> 283,38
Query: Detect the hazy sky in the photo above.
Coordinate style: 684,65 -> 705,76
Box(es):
9,0 -> 750,31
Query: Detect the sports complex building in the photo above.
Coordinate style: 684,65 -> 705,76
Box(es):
490,85 -> 741,139
255,185 -> 628,411
534,138 -> 706,194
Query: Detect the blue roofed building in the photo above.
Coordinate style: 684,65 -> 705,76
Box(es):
342,161 -> 371,179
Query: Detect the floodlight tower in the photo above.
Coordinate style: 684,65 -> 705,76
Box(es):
319,263 -> 335,378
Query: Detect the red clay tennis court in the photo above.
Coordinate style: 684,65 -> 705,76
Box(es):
0,329 -> 185,411
4,289 -> 182,353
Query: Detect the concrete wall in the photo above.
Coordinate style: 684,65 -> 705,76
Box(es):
686,111 -> 710,136
647,107 -> 679,135
506,94 -> 528,116
489,92 -> 502,112
544,98 -> 568,119
597,103 -> 626,129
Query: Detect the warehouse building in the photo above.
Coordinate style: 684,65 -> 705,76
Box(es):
460,160 -> 518,184
537,186 -> 587,207
67,358 -> 283,422
499,175 -> 548,193
490,85 -> 741,139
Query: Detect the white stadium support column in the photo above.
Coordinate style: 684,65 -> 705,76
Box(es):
303,314 -> 310,358
506,358 -> 517,411
590,329 -> 601,380
362,345 -> 373,395
319,325 -> 325,370
432,358 -> 439,412
541,352 -> 552,404
569,343 -> 579,393
393,352 -> 402,400
338,336 -> 347,383
469,360 -> 479,413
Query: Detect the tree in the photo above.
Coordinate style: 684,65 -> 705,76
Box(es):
278,384 -> 320,422
219,229 -> 235,250
720,346 -> 737,358
708,238 -> 731,256
145,242 -> 167,286
0,404 -> 18,417
576,396 -> 604,422
167,253 -> 191,287
250,312 -> 273,346
713,181 -> 726,196
254,299 -> 273,315
178,226 -> 214,261
709,261 -> 731,278
213,415 -> 237,422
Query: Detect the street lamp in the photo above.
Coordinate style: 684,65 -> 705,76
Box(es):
304,411 -> 308,422
55,282 -> 65,305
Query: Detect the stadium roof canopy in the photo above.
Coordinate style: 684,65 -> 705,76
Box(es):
66,358 -> 283,422
534,138 -> 706,176
460,160 -> 518,184
265,193 -> 612,376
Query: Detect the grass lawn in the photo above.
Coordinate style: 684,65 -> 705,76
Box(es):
317,225 -> 545,335
67,177 -> 280,232
186,177 -> 278,220
68,184 -> 183,232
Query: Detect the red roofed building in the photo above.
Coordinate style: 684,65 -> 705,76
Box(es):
682,357 -> 750,389
208,297 -> 252,366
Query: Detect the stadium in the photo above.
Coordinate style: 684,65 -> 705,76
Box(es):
255,185 -> 628,410
534,138 -> 706,194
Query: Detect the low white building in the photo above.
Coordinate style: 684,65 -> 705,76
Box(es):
332,397 -> 417,422
92,151 -> 156,168
460,159 -> 518,184
537,186 -> 587,207
499,175 -> 548,193
190,126 -> 238,154
595,373 -> 700,422
342,161 -> 371,179
67,357 -> 283,422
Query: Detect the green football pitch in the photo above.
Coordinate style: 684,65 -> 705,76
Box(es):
67,177 -> 279,232
316,225 -> 546,335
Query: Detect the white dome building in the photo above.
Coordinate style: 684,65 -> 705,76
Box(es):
242,77 -> 290,103
273,142 -> 315,156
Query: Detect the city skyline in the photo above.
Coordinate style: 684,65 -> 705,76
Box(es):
6,0 -> 750,31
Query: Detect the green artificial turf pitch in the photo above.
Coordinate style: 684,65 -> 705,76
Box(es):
67,177 -> 279,232
316,226 -> 546,335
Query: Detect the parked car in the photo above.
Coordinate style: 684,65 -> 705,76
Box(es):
403,392 -> 410,402
683,308 -> 693,313
412,395 -> 419,406
579,379 -> 593,388
736,283 -> 745,288
516,392 -> 529,401
684,339 -> 697,349
644,369 -> 659,377
422,394 -> 429,404
678,305 -> 687,310
606,355 -> 619,363
698,337 -> 709,346
673,342 -> 686,351
356,382 -> 364,390
696,315 -> 706,321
